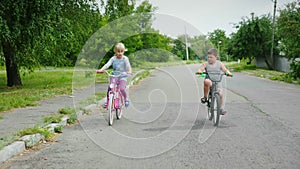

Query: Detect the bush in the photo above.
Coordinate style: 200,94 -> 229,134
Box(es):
288,60 -> 300,79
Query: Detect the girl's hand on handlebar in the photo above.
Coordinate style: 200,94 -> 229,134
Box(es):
96,69 -> 105,74
126,72 -> 133,76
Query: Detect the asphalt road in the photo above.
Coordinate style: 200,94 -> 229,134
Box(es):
1,64 -> 300,169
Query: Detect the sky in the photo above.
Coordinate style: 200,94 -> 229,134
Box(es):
146,0 -> 295,37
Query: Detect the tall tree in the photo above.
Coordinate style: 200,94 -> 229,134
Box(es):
105,0 -> 135,21
277,0 -> 300,79
0,0 -> 102,86
208,29 -> 230,61
0,0 -> 62,86
228,14 -> 275,67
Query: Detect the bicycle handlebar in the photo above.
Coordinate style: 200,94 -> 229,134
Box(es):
195,71 -> 233,77
97,70 -> 131,77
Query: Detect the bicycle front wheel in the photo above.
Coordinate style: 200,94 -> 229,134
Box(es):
212,94 -> 221,126
108,94 -> 114,126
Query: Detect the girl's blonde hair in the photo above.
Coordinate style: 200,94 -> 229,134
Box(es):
114,43 -> 127,52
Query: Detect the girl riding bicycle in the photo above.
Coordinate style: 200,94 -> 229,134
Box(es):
96,43 -> 132,108
197,48 -> 232,115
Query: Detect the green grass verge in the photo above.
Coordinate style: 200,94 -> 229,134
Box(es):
136,60 -> 187,70
227,62 -> 256,72
0,68 -> 107,113
58,107 -> 78,124
17,125 -> 52,139
131,70 -> 151,85
0,134 -> 19,151
43,114 -> 63,124
227,62 -> 300,84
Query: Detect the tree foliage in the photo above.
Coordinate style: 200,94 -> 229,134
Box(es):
227,15 -> 274,67
208,29 -> 230,61
172,35 -> 213,61
1,0 -> 173,86
0,0 -> 63,86
81,0 -> 172,68
277,0 -> 300,79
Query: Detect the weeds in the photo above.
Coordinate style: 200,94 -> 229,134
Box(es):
43,114 -> 63,124
17,126 -> 52,139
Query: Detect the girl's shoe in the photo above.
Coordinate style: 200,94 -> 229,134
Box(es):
125,100 -> 130,107
102,102 -> 108,108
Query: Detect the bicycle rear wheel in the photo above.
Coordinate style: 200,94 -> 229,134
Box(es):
116,108 -> 123,120
108,94 -> 114,126
211,94 -> 221,126
116,93 -> 124,119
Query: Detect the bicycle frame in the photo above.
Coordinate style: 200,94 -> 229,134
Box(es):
196,71 -> 225,126
102,70 -> 126,125
108,76 -> 123,109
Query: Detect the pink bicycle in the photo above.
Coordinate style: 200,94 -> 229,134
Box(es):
101,70 -> 126,126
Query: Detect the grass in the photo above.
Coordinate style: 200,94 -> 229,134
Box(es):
43,114 -> 63,124
0,68 -> 107,113
0,114 -> 3,120
54,125 -> 64,133
227,61 -> 300,84
79,92 -> 106,106
131,70 -> 151,85
17,125 -> 52,139
58,107 -> 78,124
0,134 -> 19,151
227,62 -> 256,72
135,60 -> 187,70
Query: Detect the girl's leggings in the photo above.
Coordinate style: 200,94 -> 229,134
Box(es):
107,79 -> 127,102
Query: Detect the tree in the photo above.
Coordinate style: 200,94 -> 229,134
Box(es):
172,35 -> 213,61
105,0 -> 135,21
0,0 -> 103,86
277,0 -> 300,79
92,0 -> 172,67
0,0 -> 63,86
172,38 -> 186,60
208,29 -> 230,61
228,14 -> 275,67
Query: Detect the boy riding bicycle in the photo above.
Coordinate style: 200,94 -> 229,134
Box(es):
96,43 -> 132,108
197,48 -> 232,115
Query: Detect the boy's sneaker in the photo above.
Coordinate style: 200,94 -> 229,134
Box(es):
201,97 -> 207,104
125,100 -> 130,108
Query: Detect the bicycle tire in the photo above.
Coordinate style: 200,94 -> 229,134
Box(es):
212,94 -> 220,126
116,93 -> 123,119
108,94 -> 114,126
207,96 -> 213,121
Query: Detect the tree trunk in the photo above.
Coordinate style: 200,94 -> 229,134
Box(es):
2,41 -> 22,87
265,54 -> 274,70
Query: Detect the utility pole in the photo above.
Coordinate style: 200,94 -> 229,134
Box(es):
270,0 -> 277,69
185,26 -> 189,60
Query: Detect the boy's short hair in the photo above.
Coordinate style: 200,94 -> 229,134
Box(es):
207,48 -> 218,57
114,43 -> 127,52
